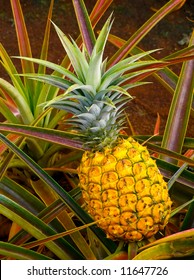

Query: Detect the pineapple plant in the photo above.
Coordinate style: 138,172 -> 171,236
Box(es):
31,15 -> 172,242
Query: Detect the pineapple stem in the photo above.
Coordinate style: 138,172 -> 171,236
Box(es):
115,240 -> 125,253
128,242 -> 138,259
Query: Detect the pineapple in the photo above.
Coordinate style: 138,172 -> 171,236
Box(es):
78,137 -> 171,241
41,17 -> 172,242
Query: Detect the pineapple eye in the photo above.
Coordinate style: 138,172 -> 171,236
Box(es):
101,171 -> 118,184
116,159 -> 133,177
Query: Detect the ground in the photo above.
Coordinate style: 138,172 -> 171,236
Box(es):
0,0 -> 194,135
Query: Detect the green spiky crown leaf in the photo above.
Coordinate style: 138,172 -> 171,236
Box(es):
23,16 -> 164,150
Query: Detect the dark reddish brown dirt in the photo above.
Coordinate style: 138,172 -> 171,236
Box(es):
0,0 -> 194,136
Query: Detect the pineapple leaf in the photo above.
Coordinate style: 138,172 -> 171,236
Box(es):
86,51 -> 103,90
77,113 -> 97,122
106,85 -> 133,98
107,0 -> 186,67
73,0 -> 96,55
170,198 -> 194,217
30,179 -> 96,260
20,74 -> 73,92
52,21 -> 89,81
0,97 -> 20,124
34,0 -> 54,104
0,43 -> 27,99
65,84 -> 95,96
161,30 -> 194,162
10,0 -> 35,94
0,242 -> 51,260
100,52 -> 164,90
0,194 -> 82,260
0,124 -> 84,150
107,34 -> 179,93
134,236 -> 194,260
168,154 -> 194,190
89,0 -> 113,28
14,56 -> 82,85
91,14 -> 113,57
181,200 -> 194,231
137,228 -> 194,252
0,78 -> 34,124
87,104 -> 101,117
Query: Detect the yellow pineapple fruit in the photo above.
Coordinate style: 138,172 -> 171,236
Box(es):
78,137 -> 171,241
42,16 -> 172,242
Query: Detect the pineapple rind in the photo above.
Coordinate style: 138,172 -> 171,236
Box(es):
78,137 -> 172,242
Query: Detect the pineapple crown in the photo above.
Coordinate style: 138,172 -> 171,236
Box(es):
34,16 -> 161,150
